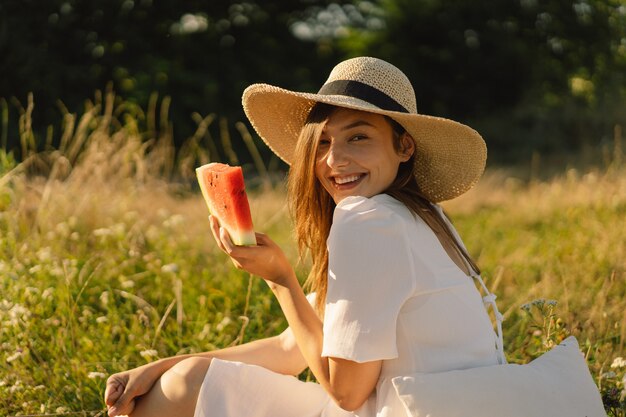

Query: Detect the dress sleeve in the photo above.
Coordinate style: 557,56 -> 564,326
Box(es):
321,196 -> 416,363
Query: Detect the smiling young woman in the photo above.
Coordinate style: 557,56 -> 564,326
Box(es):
105,57 -> 499,417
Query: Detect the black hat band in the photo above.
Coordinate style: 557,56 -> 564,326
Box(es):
318,80 -> 409,114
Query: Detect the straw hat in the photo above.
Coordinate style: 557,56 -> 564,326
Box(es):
242,56 -> 486,202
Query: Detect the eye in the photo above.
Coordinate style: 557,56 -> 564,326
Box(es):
349,134 -> 367,142
316,138 -> 331,154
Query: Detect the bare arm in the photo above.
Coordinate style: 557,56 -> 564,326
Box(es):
212,219 -> 381,411
268,266 -> 381,411
149,327 -> 307,377
105,326 -> 307,415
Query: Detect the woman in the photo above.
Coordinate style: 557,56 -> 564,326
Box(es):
104,56 -> 504,417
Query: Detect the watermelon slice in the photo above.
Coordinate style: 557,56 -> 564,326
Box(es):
196,163 -> 256,246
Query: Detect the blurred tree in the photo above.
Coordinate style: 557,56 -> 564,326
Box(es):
334,0 -> 626,159
0,0 -> 624,163
0,0 -> 347,160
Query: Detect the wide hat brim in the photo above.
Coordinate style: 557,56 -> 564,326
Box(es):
242,81 -> 486,203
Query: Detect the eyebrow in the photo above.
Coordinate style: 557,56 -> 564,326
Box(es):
339,120 -> 376,131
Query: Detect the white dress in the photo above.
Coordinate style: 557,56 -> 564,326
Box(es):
194,194 -> 499,417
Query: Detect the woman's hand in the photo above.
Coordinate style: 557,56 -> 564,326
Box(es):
209,215 -> 296,287
104,362 -> 162,416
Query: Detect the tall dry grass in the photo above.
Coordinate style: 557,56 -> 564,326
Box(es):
445,142 -> 626,385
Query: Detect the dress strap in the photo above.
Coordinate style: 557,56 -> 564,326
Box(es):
471,271 -> 507,364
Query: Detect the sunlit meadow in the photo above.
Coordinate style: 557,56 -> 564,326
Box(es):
0,93 -> 625,416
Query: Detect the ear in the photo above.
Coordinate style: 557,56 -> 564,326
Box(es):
398,133 -> 415,162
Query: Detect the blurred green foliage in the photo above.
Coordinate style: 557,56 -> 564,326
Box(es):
1,0 -> 625,164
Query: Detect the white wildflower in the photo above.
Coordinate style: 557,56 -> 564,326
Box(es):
70,232 -> 80,241
8,304 -> 31,326
163,214 -> 184,228
28,265 -> 42,274
216,316 -> 232,332
9,380 -> 23,393
93,228 -> 112,237
121,280 -> 135,289
55,407 -> 69,413
139,349 -> 159,360
49,265 -> 64,278
100,291 -> 109,307
611,357 -> 626,368
36,247 -> 53,262
96,316 -> 108,324
161,263 -> 179,274
197,323 -> 211,341
42,287 -> 54,300
601,371 -> 617,379
112,223 -> 126,235
6,350 -> 24,363
45,317 -> 61,326
55,222 -> 71,237
25,287 -> 39,295
88,372 -> 106,379
146,225 -> 160,241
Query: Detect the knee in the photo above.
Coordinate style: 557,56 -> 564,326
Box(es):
160,357 -> 212,402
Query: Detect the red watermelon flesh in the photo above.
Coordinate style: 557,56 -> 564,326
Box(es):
196,163 -> 256,246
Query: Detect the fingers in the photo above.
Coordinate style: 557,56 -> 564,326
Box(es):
105,385 -> 134,416
210,217 -> 243,268
210,216 -> 240,256
104,373 -> 137,417
219,226 -> 235,253
109,394 -> 136,417
208,215 -> 226,252
210,216 -> 269,273
104,381 -> 122,406
254,232 -> 272,246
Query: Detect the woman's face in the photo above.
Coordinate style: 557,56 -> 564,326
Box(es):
314,107 -> 414,204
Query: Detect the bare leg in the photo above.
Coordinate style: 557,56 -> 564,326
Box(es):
130,357 -> 212,417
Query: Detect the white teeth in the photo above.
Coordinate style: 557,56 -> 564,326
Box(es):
334,175 -> 361,184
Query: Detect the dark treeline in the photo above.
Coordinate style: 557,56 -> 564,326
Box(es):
1,0 -> 625,167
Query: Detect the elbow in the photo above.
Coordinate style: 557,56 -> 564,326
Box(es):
332,391 -> 369,412
326,358 -> 380,411
276,332 -> 308,376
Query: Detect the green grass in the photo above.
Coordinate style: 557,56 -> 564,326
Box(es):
0,94 -> 625,415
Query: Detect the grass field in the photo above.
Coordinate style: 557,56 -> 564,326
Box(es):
0,94 -> 625,416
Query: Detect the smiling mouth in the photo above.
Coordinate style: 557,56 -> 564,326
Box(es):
332,174 -> 365,186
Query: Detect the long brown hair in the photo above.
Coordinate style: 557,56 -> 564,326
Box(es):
287,103 -> 480,314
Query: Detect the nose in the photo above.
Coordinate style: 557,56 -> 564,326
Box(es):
325,141 -> 349,168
